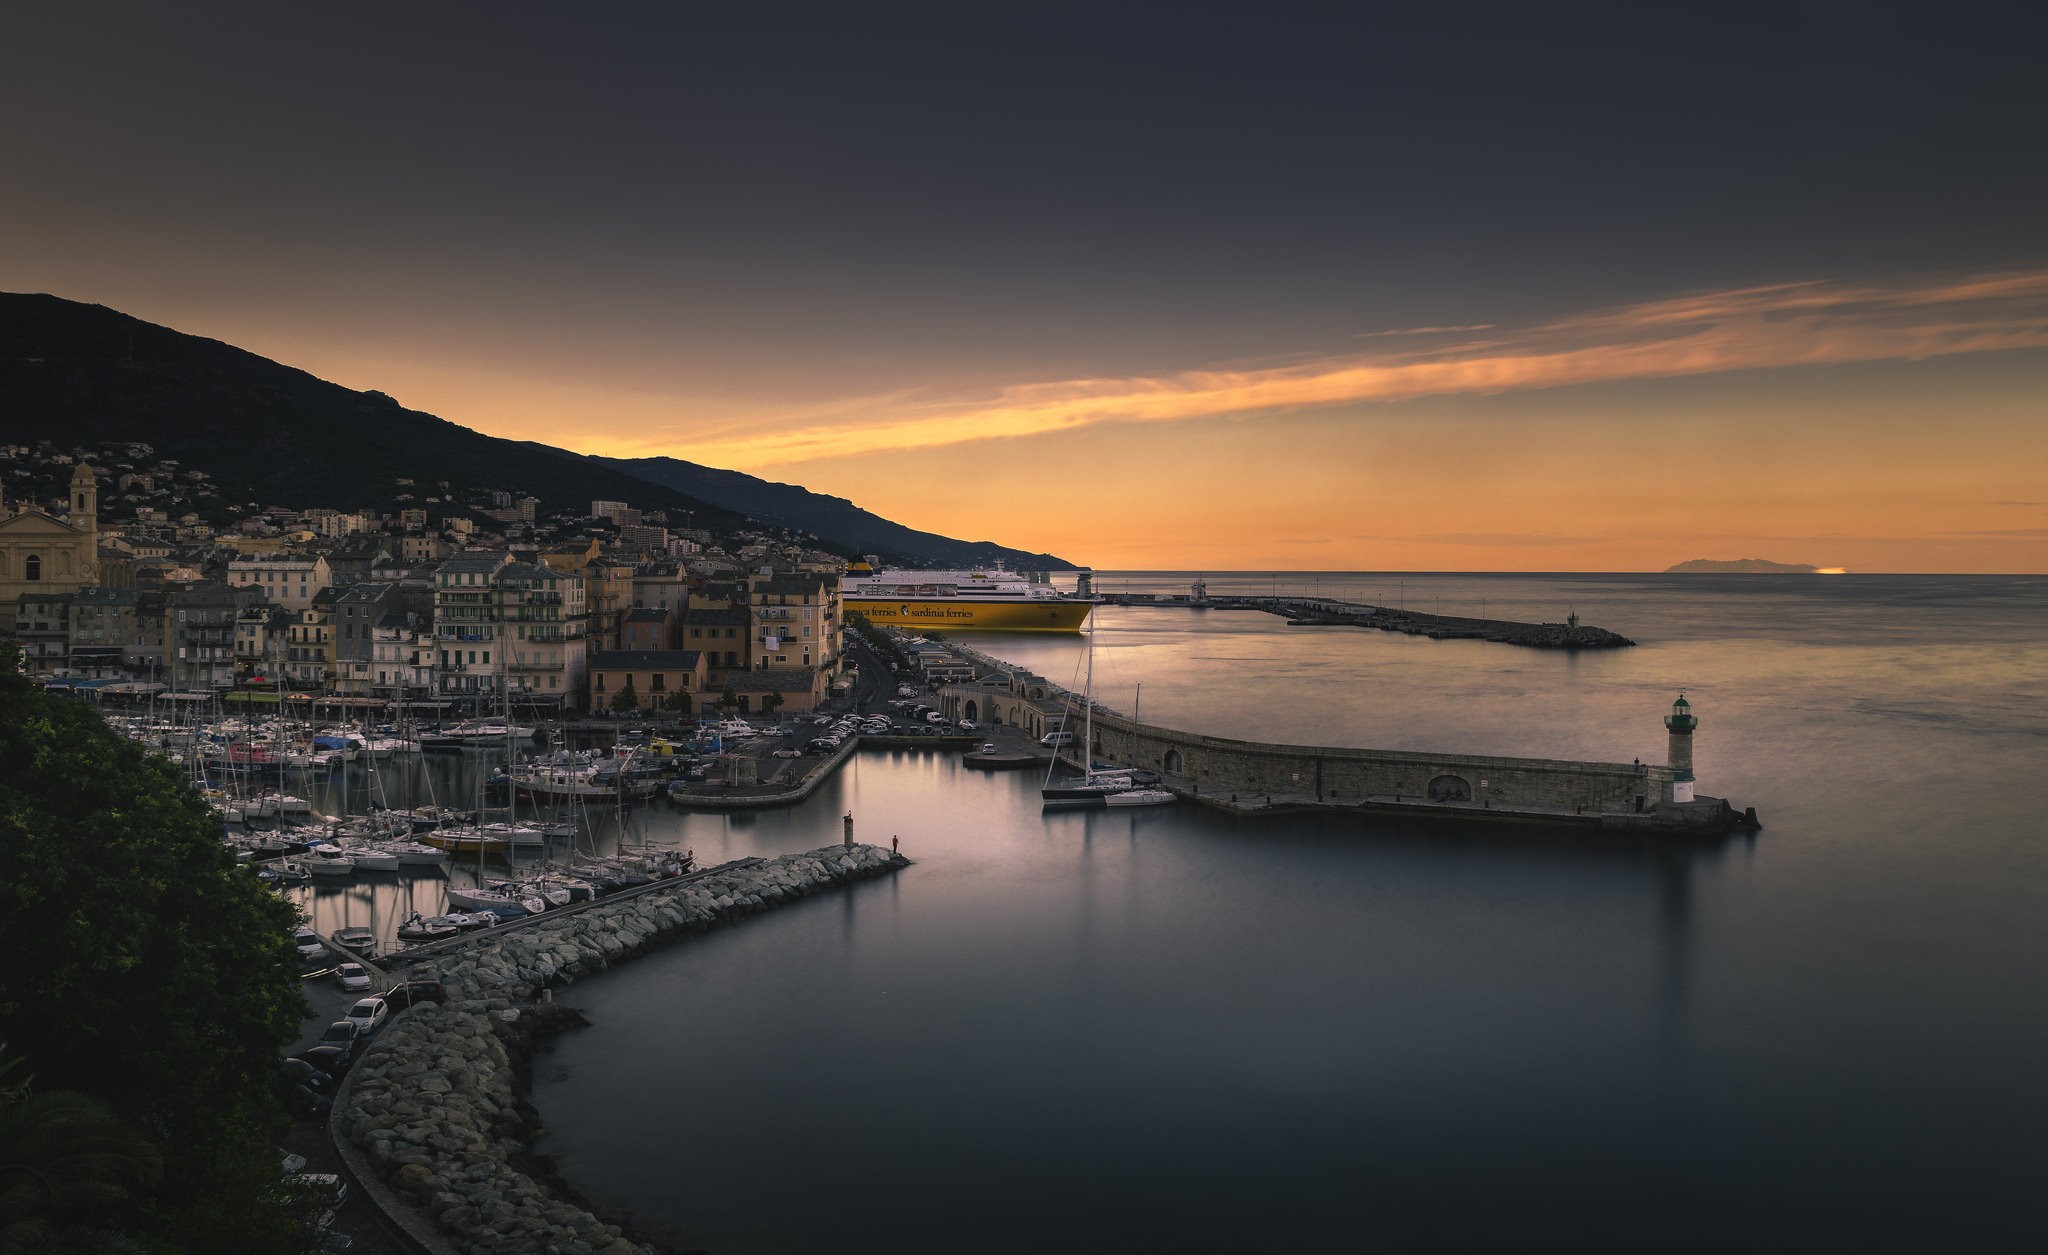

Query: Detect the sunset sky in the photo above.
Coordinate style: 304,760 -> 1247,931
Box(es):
5,4 -> 2045,571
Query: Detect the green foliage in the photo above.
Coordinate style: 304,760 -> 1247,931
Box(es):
0,645 -> 309,1252
717,684 -> 740,712
759,691 -> 785,718
660,687 -> 691,713
0,1045 -> 162,1255
609,675 -> 639,712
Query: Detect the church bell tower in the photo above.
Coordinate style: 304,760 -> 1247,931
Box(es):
68,462 -> 98,583
1664,692 -> 1697,803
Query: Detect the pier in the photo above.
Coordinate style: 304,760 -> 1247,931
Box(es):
1098,593 -> 1636,648
327,844 -> 911,1255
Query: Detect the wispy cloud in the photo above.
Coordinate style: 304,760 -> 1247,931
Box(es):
677,268 -> 2048,468
1354,323 -> 1496,338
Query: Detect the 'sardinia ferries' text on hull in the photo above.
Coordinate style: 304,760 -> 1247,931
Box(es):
841,562 -> 1093,632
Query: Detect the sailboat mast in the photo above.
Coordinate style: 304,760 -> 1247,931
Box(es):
1082,624 -> 1094,772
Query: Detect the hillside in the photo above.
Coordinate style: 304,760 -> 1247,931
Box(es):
593,454 -> 1076,570
0,293 -> 760,532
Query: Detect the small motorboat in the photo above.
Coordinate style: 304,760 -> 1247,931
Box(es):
333,926 -> 377,951
1104,789 -> 1176,807
396,913 -> 461,943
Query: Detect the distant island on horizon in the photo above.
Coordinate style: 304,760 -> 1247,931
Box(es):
1665,558 -> 1832,574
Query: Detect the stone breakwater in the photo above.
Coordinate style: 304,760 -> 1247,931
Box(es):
337,843 -> 909,1255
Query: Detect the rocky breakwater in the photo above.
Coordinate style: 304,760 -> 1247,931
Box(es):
337,843 -> 909,1255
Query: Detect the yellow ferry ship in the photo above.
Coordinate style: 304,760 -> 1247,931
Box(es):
841,563 -> 1094,632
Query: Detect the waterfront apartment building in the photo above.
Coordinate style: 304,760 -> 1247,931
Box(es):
70,587 -> 154,677
11,589 -> 74,678
332,583 -> 406,696
433,553 -> 588,708
681,605 -> 749,692
748,574 -> 839,674
282,589 -> 338,690
587,648 -> 706,712
370,612 -> 437,701
233,604 -> 292,682
165,583 -> 255,690
227,554 -> 333,612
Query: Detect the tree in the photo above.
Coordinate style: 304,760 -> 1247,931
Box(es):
717,684 -> 740,713
609,675 -> 639,712
0,1045 -> 162,1255
759,690 -> 785,721
661,687 -> 692,714
0,644 -> 308,1252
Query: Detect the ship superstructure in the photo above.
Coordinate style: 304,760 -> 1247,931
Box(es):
840,562 -> 1092,632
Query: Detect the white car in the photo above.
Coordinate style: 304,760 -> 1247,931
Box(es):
771,748 -> 804,758
343,997 -> 390,1037
956,719 -> 978,732
334,962 -> 371,992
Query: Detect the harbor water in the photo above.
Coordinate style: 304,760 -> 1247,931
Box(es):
348,574 -> 2044,1251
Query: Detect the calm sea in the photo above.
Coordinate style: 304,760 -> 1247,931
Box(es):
349,573 -> 2048,1252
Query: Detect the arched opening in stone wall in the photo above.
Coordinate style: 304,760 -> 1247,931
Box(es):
1428,774 -> 1471,803
24,554 -> 41,581
1028,686 -> 1047,700
1163,749 -> 1185,776
964,699 -> 979,721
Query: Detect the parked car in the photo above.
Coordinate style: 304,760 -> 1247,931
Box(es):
292,927 -> 326,960
381,979 -> 447,1008
956,719 -> 978,732
334,962 -> 371,992
280,1058 -> 332,1094
283,1172 -> 349,1210
771,748 -> 804,758
317,1020 -> 363,1058
293,1045 -> 354,1077
1040,731 -> 1075,747
343,997 -> 390,1036
980,742 -> 999,755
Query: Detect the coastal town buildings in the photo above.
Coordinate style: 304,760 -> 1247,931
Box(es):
4,441 -> 868,715
0,463 -> 100,602
165,583 -> 253,690
587,648 -> 707,712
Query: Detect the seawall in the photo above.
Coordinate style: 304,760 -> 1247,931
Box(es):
332,843 -> 909,1254
1080,708 -> 1754,832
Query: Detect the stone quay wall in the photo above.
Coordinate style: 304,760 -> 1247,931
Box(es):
1085,709 -> 1677,815
335,844 -> 908,1255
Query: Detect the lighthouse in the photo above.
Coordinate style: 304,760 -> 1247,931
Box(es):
1663,693 -> 1697,803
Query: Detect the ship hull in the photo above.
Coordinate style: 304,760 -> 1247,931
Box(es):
845,597 -> 1092,632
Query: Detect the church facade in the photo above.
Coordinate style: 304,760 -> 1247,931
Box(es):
0,463 -> 100,602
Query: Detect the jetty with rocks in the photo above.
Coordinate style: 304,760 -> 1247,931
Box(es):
329,842 -> 909,1255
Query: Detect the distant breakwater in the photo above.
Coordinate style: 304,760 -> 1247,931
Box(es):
332,844 -> 909,1255
1100,594 -> 1637,649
